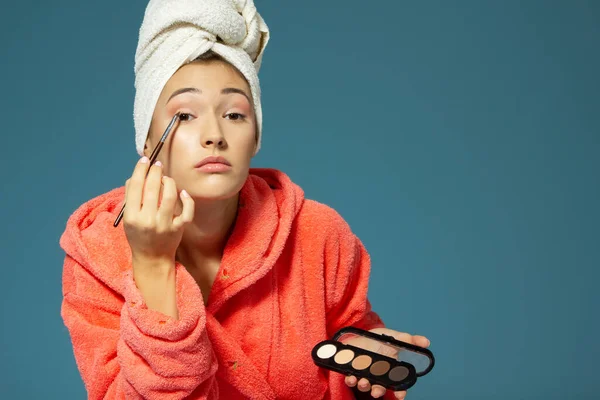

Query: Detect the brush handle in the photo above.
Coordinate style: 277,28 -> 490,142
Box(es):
113,140 -> 166,227
113,206 -> 126,227
113,113 -> 179,228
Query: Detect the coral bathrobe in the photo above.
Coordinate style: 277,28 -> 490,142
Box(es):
60,168 -> 387,399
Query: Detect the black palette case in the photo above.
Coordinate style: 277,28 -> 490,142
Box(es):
311,327 -> 435,391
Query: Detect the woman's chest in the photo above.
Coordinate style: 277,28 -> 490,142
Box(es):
185,259 -> 221,305
207,257 -> 330,399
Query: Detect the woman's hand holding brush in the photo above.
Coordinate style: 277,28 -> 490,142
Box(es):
124,156 -> 194,264
122,156 -> 195,319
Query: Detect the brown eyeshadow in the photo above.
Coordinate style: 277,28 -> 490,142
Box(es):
334,349 -> 354,365
351,355 -> 372,370
369,360 -> 390,376
389,366 -> 409,382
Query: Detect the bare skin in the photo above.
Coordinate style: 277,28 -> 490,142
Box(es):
122,57 -> 430,398
125,58 -> 257,309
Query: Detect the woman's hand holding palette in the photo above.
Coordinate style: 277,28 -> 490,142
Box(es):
311,327 -> 435,392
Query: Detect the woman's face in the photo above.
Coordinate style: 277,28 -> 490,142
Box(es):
145,59 -> 257,201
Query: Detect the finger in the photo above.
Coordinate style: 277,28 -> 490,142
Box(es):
345,376 -> 357,387
357,378 -> 371,392
126,157 -> 150,211
370,385 -> 387,398
413,335 -> 430,347
394,391 -> 407,399
370,328 -> 414,344
124,178 -> 130,199
157,176 -> 177,227
173,190 -> 194,229
142,161 -> 164,213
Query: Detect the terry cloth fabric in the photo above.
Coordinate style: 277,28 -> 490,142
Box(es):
60,168 -> 392,399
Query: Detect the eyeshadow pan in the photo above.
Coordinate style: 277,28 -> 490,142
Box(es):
351,355 -> 372,370
389,366 -> 409,382
370,360 -> 390,376
316,344 -> 337,359
334,349 -> 354,365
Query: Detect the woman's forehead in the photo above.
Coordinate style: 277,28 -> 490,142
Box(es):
166,60 -> 249,91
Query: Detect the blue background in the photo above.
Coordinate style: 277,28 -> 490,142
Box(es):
1,0 -> 598,398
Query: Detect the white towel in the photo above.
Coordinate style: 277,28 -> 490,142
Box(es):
133,0 -> 270,156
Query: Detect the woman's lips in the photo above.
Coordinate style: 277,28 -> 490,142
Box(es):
195,163 -> 232,173
194,156 -> 232,173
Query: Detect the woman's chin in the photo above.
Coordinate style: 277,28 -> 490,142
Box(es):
182,169 -> 248,200
186,181 -> 244,202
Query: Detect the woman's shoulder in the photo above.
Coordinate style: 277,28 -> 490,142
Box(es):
59,186 -> 130,294
249,167 -> 355,239
62,186 -> 126,243
295,198 -> 355,243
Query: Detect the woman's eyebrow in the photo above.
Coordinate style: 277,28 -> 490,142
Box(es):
166,87 -> 251,104
221,87 -> 251,103
167,87 -> 201,103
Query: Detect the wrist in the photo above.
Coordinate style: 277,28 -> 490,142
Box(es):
130,256 -> 179,320
132,253 -> 174,272
132,255 -> 176,289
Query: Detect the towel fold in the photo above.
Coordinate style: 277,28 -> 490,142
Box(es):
133,0 -> 270,156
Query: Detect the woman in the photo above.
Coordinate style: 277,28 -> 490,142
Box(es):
60,1 -> 430,399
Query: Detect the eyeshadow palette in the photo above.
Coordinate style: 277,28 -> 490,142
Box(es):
311,327 -> 435,391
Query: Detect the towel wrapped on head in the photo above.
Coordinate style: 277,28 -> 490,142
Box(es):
133,0 -> 270,156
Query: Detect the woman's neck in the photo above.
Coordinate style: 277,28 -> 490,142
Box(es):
176,194 -> 239,267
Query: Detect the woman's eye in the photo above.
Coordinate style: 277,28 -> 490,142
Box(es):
178,113 -> 193,122
225,113 -> 245,121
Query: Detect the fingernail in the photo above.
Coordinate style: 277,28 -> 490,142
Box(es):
181,189 -> 190,198
140,156 -> 148,163
155,160 -> 162,167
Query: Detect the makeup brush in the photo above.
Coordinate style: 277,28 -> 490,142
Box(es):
113,113 -> 181,227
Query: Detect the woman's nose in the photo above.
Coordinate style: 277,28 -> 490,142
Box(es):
203,135 -> 225,148
201,120 -> 227,149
